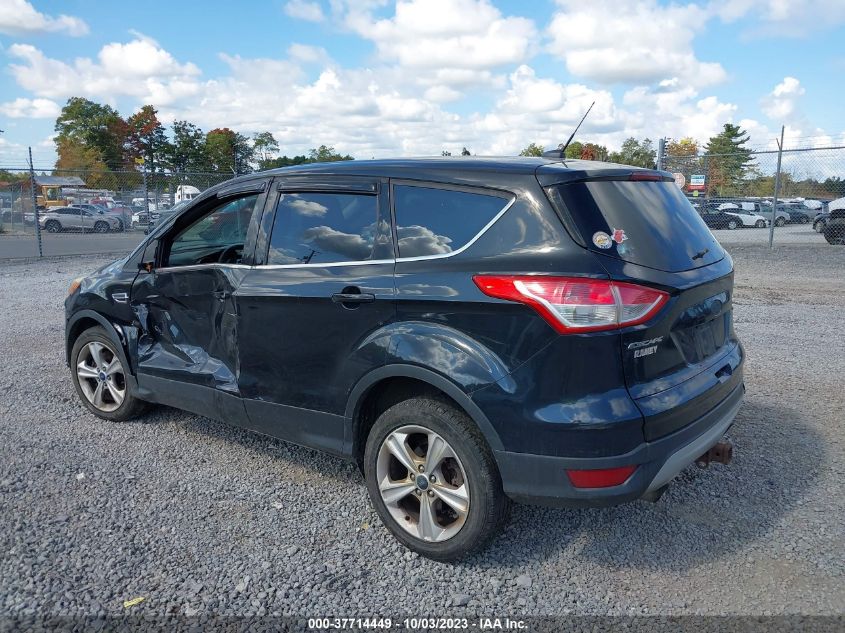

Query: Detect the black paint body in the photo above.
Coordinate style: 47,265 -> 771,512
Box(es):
65,157 -> 745,507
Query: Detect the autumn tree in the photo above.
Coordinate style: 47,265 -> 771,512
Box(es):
519,143 -> 544,157
54,97 -> 128,170
126,105 -> 171,173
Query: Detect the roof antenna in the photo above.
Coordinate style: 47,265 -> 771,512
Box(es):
553,101 -> 595,159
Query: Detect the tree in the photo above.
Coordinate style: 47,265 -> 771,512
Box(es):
54,97 -> 128,170
563,141 -> 583,159
441,150 -> 452,156
260,155 -> 310,169
126,105 -> 171,173
461,147 -> 471,156
608,137 -> 656,168
666,137 -> 699,158
253,132 -> 279,169
308,145 -> 353,163
704,124 -> 754,196
578,142 -> 609,162
169,120 -> 207,173
519,143 -> 544,157
205,128 -> 255,174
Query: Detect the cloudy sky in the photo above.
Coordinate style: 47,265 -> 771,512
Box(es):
1,0 -> 844,168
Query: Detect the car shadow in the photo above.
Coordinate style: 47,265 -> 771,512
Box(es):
466,398 -> 823,570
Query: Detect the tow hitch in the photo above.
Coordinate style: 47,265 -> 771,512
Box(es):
696,440 -> 733,467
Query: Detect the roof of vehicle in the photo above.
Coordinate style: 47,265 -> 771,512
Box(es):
234,156 -> 664,185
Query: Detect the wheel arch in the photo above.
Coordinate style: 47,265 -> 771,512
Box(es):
66,310 -> 131,372
346,365 -> 504,467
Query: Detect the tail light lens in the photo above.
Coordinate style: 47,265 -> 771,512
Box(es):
472,276 -> 669,333
566,465 -> 637,488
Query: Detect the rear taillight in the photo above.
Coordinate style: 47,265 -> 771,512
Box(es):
472,276 -> 669,333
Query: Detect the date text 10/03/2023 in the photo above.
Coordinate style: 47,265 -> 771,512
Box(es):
307,617 -> 527,630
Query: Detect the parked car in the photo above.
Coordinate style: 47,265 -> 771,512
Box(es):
813,212 -> 830,233
757,205 -> 792,226
142,201 -> 188,234
823,208 -> 845,245
64,157 -> 744,560
700,207 -> 748,230
40,207 -> 121,233
715,204 -> 768,228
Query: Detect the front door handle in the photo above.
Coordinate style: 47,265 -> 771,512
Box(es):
332,292 -> 375,304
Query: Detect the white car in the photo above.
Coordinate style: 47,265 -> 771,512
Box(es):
724,210 -> 769,228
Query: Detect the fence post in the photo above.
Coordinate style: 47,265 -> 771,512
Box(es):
28,147 -> 43,258
656,137 -> 666,171
142,164 -> 149,218
768,126 -> 785,249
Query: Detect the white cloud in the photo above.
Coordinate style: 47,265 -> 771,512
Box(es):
345,0 -> 536,78
284,0 -> 325,22
8,37 -> 202,106
712,0 -> 845,37
0,97 -> 60,118
761,77 -> 805,121
547,0 -> 725,86
287,43 -> 331,64
0,0 -> 88,36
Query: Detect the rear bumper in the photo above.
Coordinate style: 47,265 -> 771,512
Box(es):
494,381 -> 744,508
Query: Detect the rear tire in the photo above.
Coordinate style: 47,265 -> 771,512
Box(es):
814,220 -> 825,233
94,221 -> 109,233
70,326 -> 148,421
727,220 -> 738,230
45,220 -> 61,233
775,217 -> 786,227
364,397 -> 509,561
755,220 -> 765,228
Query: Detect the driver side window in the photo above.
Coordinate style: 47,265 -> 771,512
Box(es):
166,193 -> 260,267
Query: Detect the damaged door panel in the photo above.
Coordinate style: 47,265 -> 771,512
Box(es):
129,184 -> 269,425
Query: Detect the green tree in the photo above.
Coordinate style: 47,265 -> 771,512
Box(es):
563,141 -> 583,159
260,155 -> 311,169
126,105 -> 171,173
253,132 -> 280,168
308,145 -> 353,163
519,142 -> 544,157
441,150 -> 452,156
169,120 -> 207,173
54,97 -> 128,170
704,123 -> 754,196
461,147 -> 471,156
608,137 -> 656,168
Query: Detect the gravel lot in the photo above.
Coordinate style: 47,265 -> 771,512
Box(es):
1,242 -> 843,619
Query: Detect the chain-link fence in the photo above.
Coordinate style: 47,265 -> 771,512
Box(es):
0,167 -> 235,258
660,144 -> 845,246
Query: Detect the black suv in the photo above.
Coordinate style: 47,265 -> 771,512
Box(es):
64,157 -> 744,560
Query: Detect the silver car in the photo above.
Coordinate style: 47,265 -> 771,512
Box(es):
39,207 -> 121,233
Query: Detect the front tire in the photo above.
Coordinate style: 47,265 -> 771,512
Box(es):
364,397 -> 509,561
70,327 -> 147,421
775,217 -> 786,227
755,220 -> 765,228
727,220 -> 738,230
45,220 -> 61,233
94,221 -> 109,233
814,220 -> 825,233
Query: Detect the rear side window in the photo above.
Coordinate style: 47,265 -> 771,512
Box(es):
268,192 -> 378,265
393,185 -> 509,258
549,180 -> 724,272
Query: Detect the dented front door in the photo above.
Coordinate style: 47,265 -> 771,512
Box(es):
131,264 -> 250,394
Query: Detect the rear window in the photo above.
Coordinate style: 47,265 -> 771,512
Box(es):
548,180 -> 724,272
393,185 -> 509,258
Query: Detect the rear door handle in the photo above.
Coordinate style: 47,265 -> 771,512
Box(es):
332,293 -> 375,304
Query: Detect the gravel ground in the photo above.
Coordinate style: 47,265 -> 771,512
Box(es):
1,243 -> 843,619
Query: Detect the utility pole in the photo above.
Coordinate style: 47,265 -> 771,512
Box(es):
28,147 -> 43,258
768,126 -> 785,250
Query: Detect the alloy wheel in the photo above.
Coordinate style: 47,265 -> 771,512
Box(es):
76,341 -> 126,412
376,425 -> 470,543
